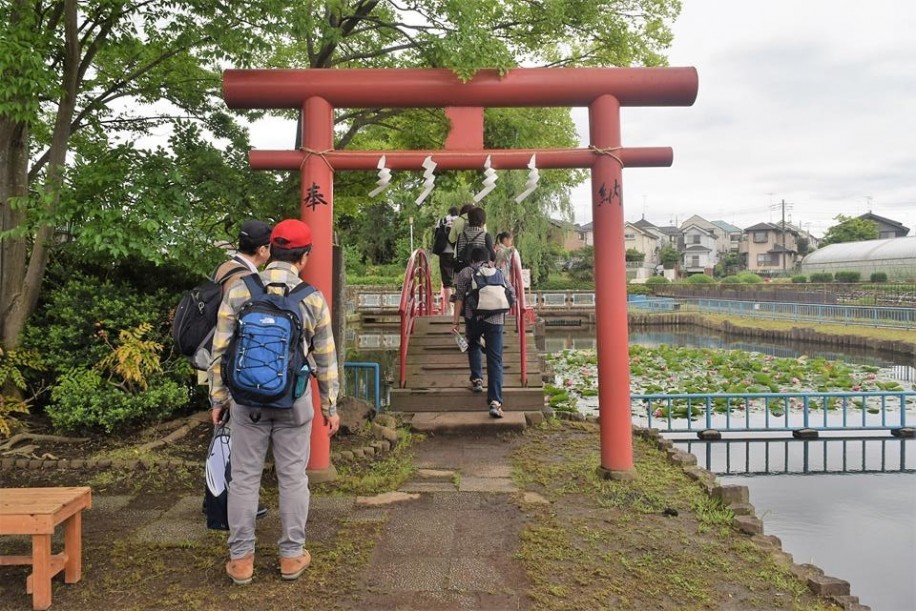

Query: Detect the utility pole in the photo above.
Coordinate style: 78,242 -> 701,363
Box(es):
769,198 -> 793,273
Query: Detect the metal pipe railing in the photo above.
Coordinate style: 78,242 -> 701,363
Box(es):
633,391 -> 915,433
344,362 -> 382,413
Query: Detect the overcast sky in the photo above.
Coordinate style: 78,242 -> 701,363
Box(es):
248,1 -> 915,238
570,0 -> 916,236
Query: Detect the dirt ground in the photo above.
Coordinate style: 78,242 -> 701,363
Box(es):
0,416 -> 844,610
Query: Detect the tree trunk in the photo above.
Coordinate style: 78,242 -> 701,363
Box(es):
0,118 -> 30,349
1,0 -> 79,349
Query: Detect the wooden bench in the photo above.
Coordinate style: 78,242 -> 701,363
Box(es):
0,487 -> 92,610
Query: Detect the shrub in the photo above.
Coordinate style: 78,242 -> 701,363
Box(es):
21,273 -> 196,431
720,276 -> 742,284
834,271 -> 861,283
810,272 -> 834,283
683,274 -> 715,284
44,322 -> 190,433
870,272 -> 888,283
47,368 -> 188,433
791,275 -> 807,283
22,274 -> 176,375
735,272 -> 763,284
645,276 -> 670,285
0,348 -> 44,436
536,274 -> 594,290
627,284 -> 652,296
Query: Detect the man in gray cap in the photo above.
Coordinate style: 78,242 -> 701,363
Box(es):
212,219 -> 273,294
204,219 -> 273,520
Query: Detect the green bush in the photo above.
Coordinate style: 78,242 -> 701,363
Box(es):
791,275 -> 807,283
47,368 -> 188,433
870,272 -> 888,283
536,272 -> 594,290
21,272 -> 196,431
22,274 -> 177,375
810,272 -> 834,283
683,274 -> 715,284
627,284 -> 653,296
645,276 -> 670,285
834,271 -> 861,283
735,272 -> 763,284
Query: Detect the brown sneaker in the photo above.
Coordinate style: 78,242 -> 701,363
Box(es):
279,551 -> 312,581
226,553 -> 254,585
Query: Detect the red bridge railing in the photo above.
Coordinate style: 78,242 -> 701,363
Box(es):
398,248 -> 434,387
398,248 -> 533,388
508,251 -> 533,386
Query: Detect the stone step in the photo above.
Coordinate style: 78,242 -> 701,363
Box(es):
407,411 -> 528,434
390,387 -> 544,412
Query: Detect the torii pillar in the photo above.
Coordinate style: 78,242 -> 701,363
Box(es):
223,67 -> 698,481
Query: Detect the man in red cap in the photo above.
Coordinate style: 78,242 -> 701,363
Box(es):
209,218 -> 340,585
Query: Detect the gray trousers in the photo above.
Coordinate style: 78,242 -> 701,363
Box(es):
227,394 -> 314,559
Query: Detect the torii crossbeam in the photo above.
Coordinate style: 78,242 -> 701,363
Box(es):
223,67 -> 699,480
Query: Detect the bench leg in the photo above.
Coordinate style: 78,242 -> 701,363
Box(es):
64,511 -> 83,583
31,534 -> 52,611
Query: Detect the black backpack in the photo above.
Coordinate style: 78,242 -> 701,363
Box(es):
431,217 -> 452,255
171,264 -> 247,370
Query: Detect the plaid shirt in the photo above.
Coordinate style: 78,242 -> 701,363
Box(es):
208,261 -> 339,416
454,262 -> 515,325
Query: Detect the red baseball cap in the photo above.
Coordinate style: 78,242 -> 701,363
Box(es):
270,219 -> 312,249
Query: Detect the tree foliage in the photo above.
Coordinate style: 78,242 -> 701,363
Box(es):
820,215 -> 879,247
1,0 -> 681,351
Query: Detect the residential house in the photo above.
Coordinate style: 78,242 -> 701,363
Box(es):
857,212 -> 910,239
577,221 -> 594,246
624,221 -> 661,279
681,214 -> 745,264
741,222 -> 800,274
711,220 -> 744,255
644,222 -> 680,248
783,222 -> 819,256
547,218 -> 587,251
679,223 -> 718,275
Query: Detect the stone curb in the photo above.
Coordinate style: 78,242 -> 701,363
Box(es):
0,421 -> 405,473
0,457 -> 200,471
331,419 -> 402,465
633,426 -> 868,611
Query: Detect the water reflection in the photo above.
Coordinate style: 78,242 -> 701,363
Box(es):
675,437 -> 914,476
733,472 -> 914,611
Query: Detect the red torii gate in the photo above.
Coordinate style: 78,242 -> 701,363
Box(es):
223,67 -> 698,480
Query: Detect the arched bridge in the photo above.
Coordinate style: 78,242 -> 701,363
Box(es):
389,250 -> 544,413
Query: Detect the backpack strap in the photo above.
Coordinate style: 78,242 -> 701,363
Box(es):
241,273 -> 266,295
217,265 -> 247,286
288,282 -> 317,302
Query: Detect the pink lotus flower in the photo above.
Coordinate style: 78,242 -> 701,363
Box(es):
792,377 -> 800,385
653,408 -> 664,418
852,385 -> 862,391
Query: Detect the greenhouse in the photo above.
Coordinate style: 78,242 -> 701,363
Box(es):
799,236 -> 916,281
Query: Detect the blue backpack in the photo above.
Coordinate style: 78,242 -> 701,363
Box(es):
221,275 -> 317,409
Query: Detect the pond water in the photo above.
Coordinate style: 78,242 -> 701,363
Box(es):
673,437 -> 915,611
351,323 -> 915,609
